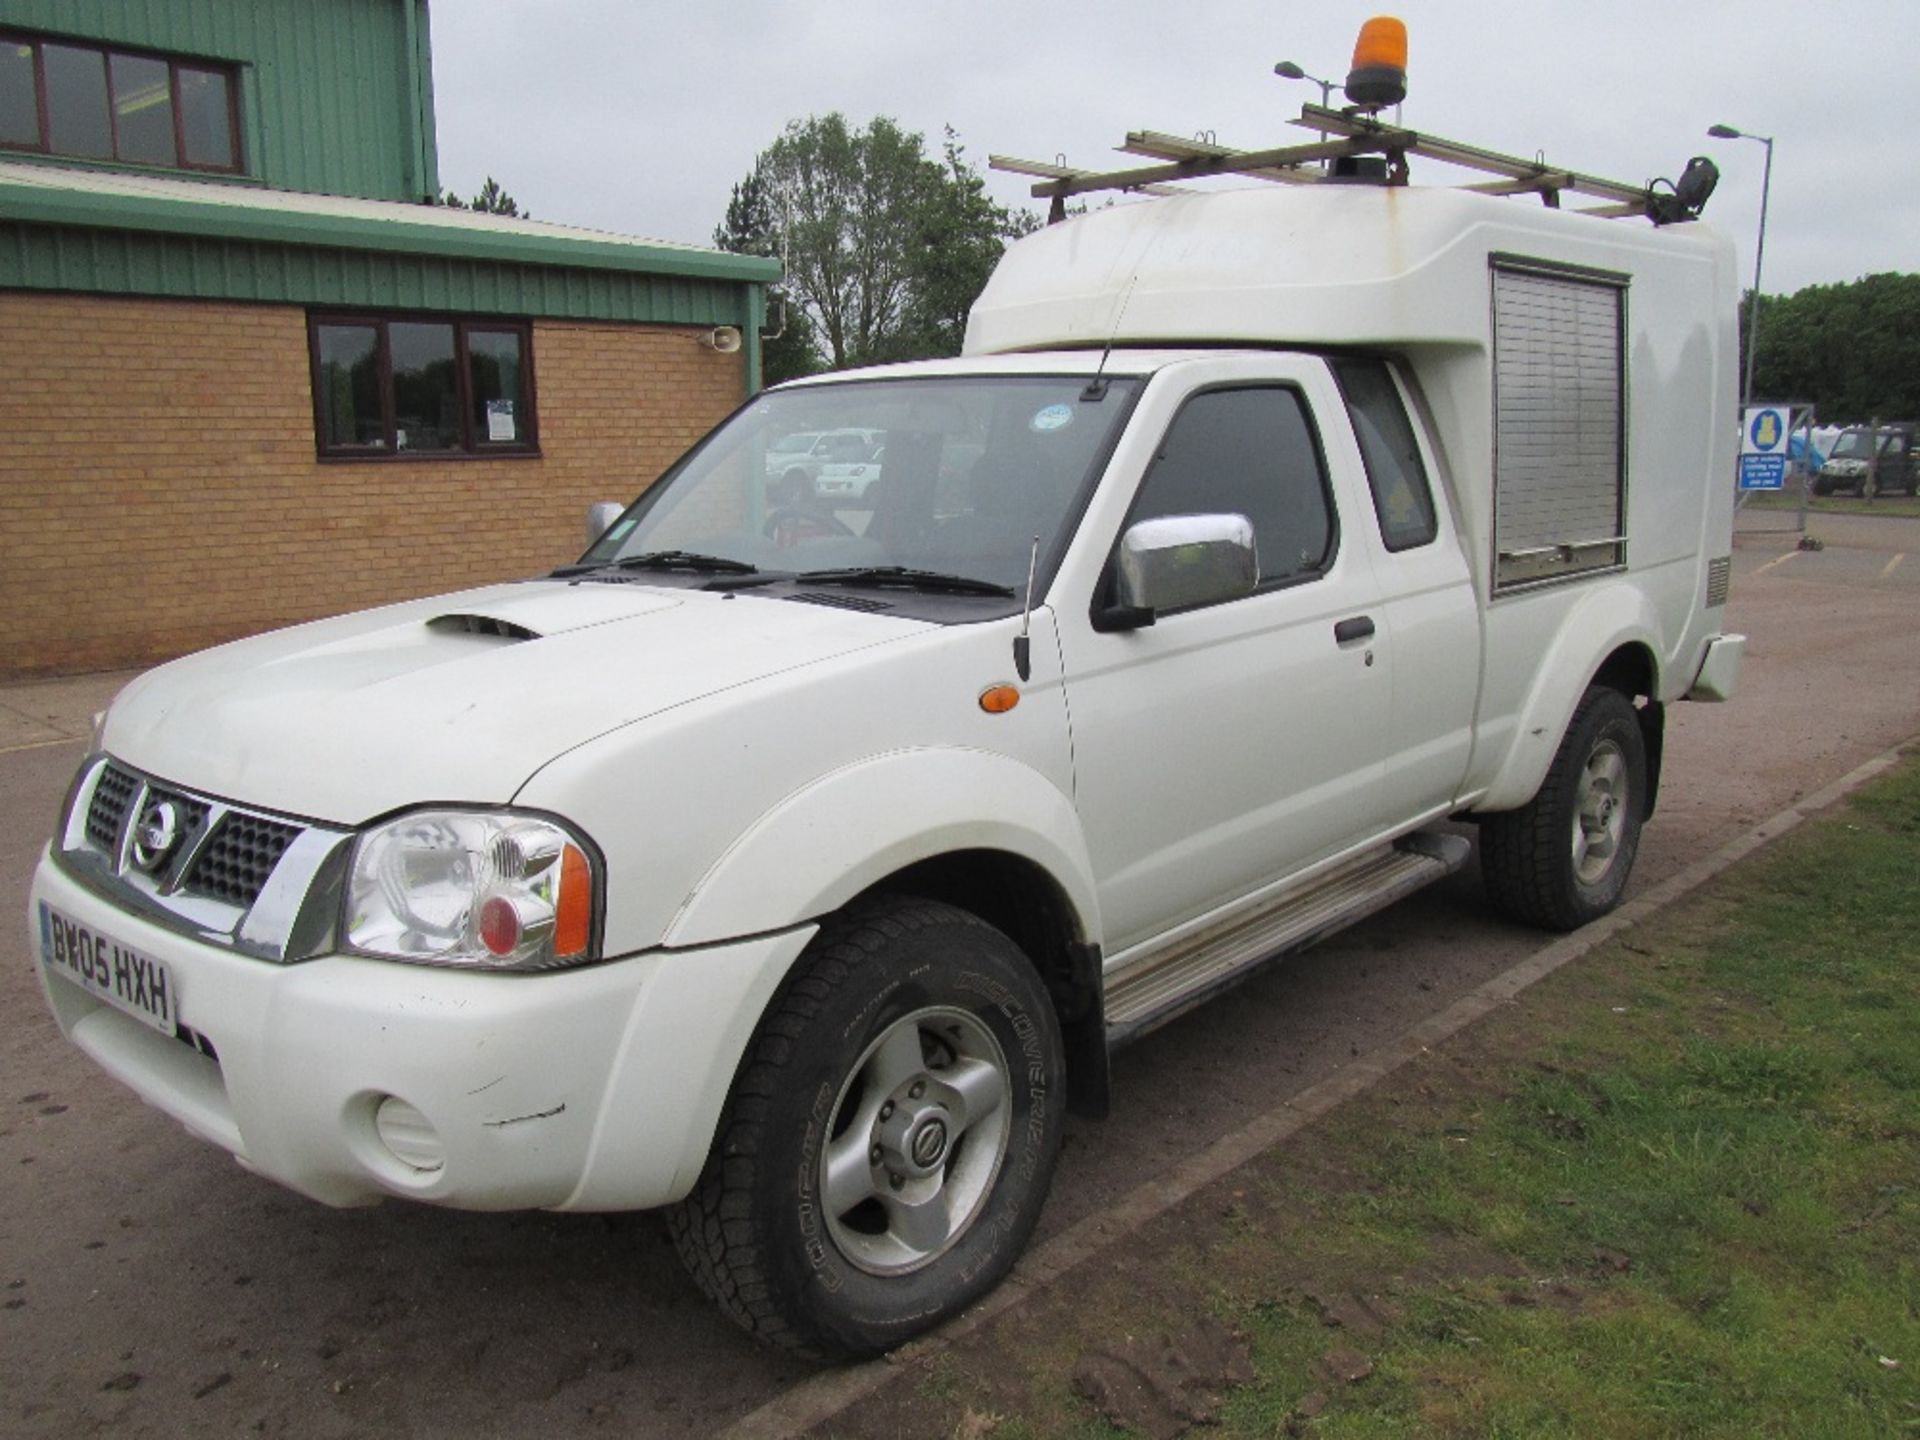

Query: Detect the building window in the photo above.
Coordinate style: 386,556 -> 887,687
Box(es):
309,315 -> 539,459
1,32 -> 242,173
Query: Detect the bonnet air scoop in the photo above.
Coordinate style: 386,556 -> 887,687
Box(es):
414,582 -> 685,645
428,612 -> 541,642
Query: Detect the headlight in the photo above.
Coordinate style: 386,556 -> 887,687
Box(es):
345,810 -> 599,970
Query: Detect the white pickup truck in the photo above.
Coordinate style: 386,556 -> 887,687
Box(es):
31,181 -> 1743,1358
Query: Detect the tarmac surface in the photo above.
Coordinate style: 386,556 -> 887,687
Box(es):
2,511 -> 1916,1438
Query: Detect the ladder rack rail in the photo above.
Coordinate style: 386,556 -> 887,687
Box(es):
991,103 -> 1664,222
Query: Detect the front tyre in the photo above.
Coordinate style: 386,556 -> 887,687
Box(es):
668,897 -> 1065,1358
1479,685 -> 1647,932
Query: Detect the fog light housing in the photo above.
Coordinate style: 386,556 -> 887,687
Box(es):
373,1096 -> 446,1173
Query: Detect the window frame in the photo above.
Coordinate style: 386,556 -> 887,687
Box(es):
1101,380 -> 1341,620
0,30 -> 244,175
307,313 -> 542,462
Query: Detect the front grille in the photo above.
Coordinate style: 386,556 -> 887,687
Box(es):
64,758 -> 346,961
183,813 -> 302,907
86,763 -> 139,851
144,787 -> 213,857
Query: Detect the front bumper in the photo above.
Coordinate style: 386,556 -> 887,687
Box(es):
30,850 -> 814,1212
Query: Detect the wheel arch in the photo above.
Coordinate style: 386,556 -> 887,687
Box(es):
849,850 -> 1109,1118
1476,585 -> 1666,814
663,748 -> 1110,1115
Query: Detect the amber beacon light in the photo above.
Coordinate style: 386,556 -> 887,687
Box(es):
1344,16 -> 1408,108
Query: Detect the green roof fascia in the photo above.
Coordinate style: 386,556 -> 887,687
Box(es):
1,222 -> 763,329
0,178 -> 783,287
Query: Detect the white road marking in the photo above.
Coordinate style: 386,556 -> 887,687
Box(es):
0,735 -> 86,756
1880,553 -> 1905,580
1752,550 -> 1801,576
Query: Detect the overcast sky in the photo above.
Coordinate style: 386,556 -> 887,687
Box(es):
430,0 -> 1917,298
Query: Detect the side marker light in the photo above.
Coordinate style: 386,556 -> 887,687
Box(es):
978,685 -> 1021,714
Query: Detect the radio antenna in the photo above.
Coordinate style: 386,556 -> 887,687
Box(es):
1082,274 -> 1140,402
1014,535 -> 1040,681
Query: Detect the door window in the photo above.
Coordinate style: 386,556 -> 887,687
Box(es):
1123,386 -> 1334,599
1334,358 -> 1439,551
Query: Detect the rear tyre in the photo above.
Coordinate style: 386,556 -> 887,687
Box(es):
667,897 -> 1065,1359
1479,685 -> 1647,932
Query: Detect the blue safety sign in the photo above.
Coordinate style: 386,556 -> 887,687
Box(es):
1739,405 -> 1790,490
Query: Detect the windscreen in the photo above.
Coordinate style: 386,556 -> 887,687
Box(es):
1830,431 -> 1879,460
583,375 -> 1140,599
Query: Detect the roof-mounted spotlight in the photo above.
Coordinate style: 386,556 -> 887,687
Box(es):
1344,16 -> 1408,109
1646,156 -> 1720,225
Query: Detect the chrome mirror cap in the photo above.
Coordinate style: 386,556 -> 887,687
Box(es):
1115,513 -> 1258,615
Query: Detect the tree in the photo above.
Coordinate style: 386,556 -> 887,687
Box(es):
439,176 -> 528,217
712,170 -> 825,384
890,130 -> 1039,361
724,115 -> 1036,371
1746,272 -> 1920,424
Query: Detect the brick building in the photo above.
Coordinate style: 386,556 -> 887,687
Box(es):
0,0 -> 777,676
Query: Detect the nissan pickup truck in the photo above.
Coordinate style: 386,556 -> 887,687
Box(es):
31,179 -> 1744,1360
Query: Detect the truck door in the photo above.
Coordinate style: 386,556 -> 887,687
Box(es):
1328,357 -> 1479,821
1055,360 -> 1394,957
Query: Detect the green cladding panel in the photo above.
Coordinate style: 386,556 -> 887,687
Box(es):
0,0 -> 437,199
0,222 -> 763,329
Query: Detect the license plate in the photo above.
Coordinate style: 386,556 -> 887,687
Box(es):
38,901 -> 178,1035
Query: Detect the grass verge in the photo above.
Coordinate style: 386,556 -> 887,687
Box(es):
840,757 -> 1920,1440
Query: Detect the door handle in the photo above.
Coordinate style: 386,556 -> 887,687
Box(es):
1334,616 -> 1375,644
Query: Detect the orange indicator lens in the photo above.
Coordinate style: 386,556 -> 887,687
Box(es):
555,844 -> 593,958
978,684 -> 1021,714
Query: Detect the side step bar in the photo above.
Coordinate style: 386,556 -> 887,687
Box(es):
1103,832 -> 1472,1048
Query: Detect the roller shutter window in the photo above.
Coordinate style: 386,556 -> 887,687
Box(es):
1491,264 -> 1626,590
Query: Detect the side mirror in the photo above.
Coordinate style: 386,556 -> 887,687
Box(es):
586,501 -> 625,545
1098,513 -> 1258,630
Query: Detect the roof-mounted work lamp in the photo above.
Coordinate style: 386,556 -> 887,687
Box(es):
1344,16 -> 1408,108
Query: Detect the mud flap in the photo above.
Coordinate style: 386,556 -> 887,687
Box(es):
1638,699 -> 1664,820
1061,941 -> 1110,1119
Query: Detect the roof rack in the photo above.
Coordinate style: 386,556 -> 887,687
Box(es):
991,103 -> 1672,225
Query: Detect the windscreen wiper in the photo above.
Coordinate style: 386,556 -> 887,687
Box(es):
797,566 -> 1016,598
552,550 -> 759,578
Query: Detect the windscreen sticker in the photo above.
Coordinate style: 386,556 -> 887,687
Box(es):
1029,404 -> 1075,434
607,519 -> 636,541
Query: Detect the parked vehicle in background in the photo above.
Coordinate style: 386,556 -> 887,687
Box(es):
765,428 -> 881,503
814,446 -> 885,505
1814,424 -> 1919,496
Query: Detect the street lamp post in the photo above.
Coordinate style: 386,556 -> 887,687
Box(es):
1273,60 -> 1336,110
1275,62 -> 1339,171
1708,123 -> 1775,415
